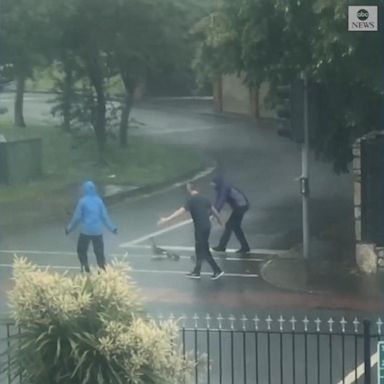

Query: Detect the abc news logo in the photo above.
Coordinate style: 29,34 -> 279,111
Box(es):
348,6 -> 378,31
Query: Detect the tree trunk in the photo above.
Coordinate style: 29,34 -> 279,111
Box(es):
94,89 -> 106,159
62,56 -> 74,132
119,68 -> 136,148
251,84 -> 260,120
119,91 -> 132,148
14,73 -> 26,128
85,52 -> 106,161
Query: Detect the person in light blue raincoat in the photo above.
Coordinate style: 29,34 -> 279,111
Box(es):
66,181 -> 117,272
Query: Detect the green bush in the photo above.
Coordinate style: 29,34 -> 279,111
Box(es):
5,257 -> 192,384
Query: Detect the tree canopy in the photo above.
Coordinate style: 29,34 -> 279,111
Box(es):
194,0 -> 383,171
0,0 -> 204,157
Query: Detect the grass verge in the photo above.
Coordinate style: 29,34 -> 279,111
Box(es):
0,123 -> 203,229
26,68 -> 124,95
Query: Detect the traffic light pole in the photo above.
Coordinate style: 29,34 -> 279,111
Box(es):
301,73 -> 310,260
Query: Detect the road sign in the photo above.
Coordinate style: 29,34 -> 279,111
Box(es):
378,341 -> 384,383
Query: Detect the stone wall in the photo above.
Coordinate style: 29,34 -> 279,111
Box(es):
216,75 -> 276,119
221,74 -> 253,116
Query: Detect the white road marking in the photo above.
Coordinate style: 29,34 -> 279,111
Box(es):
337,351 -> 377,384
123,244 -> 286,256
0,263 -> 258,278
120,219 -> 193,247
0,250 -> 76,256
0,249 -> 266,262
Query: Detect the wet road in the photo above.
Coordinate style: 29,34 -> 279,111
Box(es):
0,94 -> 377,383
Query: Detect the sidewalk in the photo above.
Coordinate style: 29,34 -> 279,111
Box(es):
261,239 -> 384,302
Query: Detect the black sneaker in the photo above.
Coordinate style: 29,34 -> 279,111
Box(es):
212,246 -> 225,252
211,271 -> 224,280
186,272 -> 201,280
235,248 -> 250,254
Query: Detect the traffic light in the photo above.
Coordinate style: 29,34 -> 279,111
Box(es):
276,79 -> 305,143
276,79 -> 321,144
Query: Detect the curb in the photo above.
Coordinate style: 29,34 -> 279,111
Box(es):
260,258 -> 313,294
0,162 -> 216,234
260,256 -> 374,300
103,162 -> 216,206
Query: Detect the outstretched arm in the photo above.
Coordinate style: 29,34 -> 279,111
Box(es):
158,207 -> 186,226
66,201 -> 82,234
100,201 -> 117,233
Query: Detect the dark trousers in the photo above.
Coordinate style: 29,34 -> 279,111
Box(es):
218,207 -> 250,250
77,233 -> 105,273
193,228 -> 221,274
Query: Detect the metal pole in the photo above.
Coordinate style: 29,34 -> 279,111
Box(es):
302,73 -> 310,260
363,320 -> 371,384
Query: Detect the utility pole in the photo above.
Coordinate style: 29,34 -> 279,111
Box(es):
301,72 -> 310,260
276,74 -> 315,260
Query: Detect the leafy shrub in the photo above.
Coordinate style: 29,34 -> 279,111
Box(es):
5,257 -> 192,384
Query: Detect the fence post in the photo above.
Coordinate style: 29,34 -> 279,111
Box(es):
363,319 -> 371,384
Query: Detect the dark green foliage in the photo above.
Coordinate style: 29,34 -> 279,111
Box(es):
194,0 -> 383,171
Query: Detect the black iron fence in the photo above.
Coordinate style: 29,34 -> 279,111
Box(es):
0,314 -> 383,384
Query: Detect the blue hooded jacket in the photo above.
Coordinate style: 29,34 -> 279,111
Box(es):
66,181 -> 117,236
212,175 -> 249,212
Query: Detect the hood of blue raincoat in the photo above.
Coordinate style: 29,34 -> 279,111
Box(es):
82,181 -> 98,196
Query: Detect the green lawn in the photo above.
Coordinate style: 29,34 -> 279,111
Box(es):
26,67 -> 125,95
0,123 -> 203,229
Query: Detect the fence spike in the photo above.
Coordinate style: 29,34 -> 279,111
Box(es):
181,314 -> 187,328
206,314 -> 211,329
229,314 -> 236,330
217,313 -> 224,330
314,318 -> 321,332
289,316 -> 297,331
353,318 -> 360,333
193,313 -> 199,328
303,316 -> 309,332
241,314 -> 248,331
278,315 -> 285,332
266,315 -> 273,331
253,315 -> 260,330
377,318 -> 383,335
328,318 -> 334,333
340,317 -> 347,333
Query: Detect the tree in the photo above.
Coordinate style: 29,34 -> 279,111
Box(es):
193,0 -> 383,172
1,0 -> 207,154
0,0 -> 50,127
108,0 -> 200,147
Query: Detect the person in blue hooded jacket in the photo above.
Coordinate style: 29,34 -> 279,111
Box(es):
211,175 -> 250,254
65,181 -> 117,272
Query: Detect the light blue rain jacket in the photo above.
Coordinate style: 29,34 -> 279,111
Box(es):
66,181 -> 117,236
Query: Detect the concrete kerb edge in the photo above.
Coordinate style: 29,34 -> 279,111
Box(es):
259,248 -> 316,294
260,259 -> 307,294
0,161 -> 216,234
260,249 -> 352,296
103,161 -> 217,206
